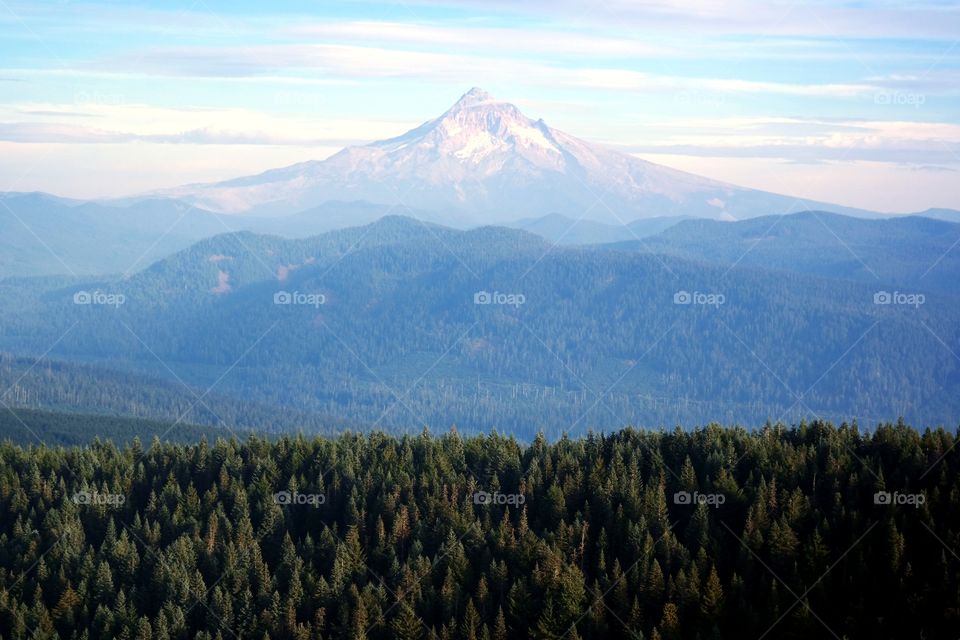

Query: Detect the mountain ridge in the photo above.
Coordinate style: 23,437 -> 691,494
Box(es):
601,210 -> 960,294
1,214 -> 957,434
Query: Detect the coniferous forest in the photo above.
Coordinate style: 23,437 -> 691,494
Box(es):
1,420 -> 957,640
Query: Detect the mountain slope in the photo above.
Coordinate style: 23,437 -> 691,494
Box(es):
0,194 -> 241,278
150,88 -> 878,223
510,213 -> 690,245
241,200 -> 475,237
911,208 -> 960,223
0,216 -> 956,435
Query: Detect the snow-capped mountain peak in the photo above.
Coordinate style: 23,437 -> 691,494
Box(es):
451,86 -> 496,108
148,88 -> 869,223
370,87 -> 561,164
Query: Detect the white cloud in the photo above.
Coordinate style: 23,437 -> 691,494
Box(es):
285,21 -> 677,58
608,116 -> 960,165
377,0 -> 960,39
0,141 -> 339,198
91,43 -> 891,100
0,102 -> 414,145
637,154 -> 960,212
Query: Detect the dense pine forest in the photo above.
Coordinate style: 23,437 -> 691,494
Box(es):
1,420 -> 958,639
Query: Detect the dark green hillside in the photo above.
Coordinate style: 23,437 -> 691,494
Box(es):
0,419 -> 957,639
0,407 -> 235,447
0,354 -> 352,436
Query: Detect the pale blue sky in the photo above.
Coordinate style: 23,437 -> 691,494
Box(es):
1,0 -> 958,211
